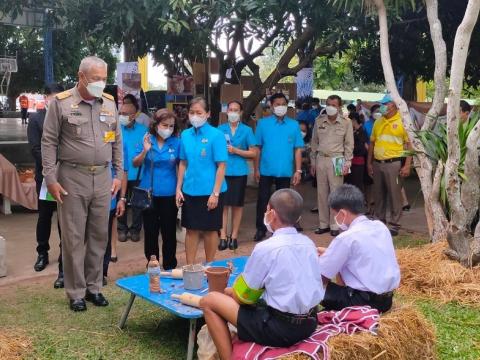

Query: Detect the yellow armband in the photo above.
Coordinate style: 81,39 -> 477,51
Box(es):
232,274 -> 264,305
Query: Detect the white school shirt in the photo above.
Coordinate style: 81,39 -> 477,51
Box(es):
318,215 -> 400,294
242,227 -> 325,314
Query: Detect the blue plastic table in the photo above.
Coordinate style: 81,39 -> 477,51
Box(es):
116,256 -> 248,360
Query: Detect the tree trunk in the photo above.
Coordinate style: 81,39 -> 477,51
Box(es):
444,0 -> 480,266
7,95 -> 17,111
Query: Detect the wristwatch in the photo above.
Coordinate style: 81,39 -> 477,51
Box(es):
295,169 -> 302,173
212,192 -> 220,197
119,197 -> 127,202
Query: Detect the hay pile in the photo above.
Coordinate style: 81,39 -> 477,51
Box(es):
281,305 -> 436,360
396,241 -> 480,306
0,330 -> 31,360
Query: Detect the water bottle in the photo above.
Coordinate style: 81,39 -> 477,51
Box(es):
147,255 -> 161,293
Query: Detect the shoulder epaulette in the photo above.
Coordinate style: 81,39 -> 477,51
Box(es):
55,90 -> 72,100
102,92 -> 114,101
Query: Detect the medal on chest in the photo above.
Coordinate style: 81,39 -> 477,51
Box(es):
200,148 -> 207,157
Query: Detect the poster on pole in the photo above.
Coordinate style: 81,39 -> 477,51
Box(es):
116,62 -> 141,106
295,67 -> 313,100
167,75 -> 194,96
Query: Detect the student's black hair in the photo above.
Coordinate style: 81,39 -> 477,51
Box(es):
123,94 -> 140,111
227,100 -> 243,111
269,92 -> 288,104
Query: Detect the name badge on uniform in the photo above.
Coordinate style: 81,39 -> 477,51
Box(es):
103,131 -> 116,143
201,138 -> 209,144
70,104 -> 81,116
200,148 -> 207,157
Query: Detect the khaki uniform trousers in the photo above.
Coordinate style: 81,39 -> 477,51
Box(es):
316,156 -> 344,230
372,160 -> 403,226
57,164 -> 111,299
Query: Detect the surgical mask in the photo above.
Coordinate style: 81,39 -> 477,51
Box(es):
301,131 -> 307,139
312,105 -> 318,110
273,105 -> 288,117
373,112 -> 382,120
334,211 -> 349,232
379,105 -> 388,114
189,115 -> 207,128
227,112 -> 240,123
325,105 -> 338,117
85,80 -> 105,98
263,210 -> 274,233
157,127 -> 173,139
118,115 -> 130,126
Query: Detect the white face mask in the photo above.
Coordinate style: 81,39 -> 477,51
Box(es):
157,127 -> 173,139
118,115 -> 130,126
325,105 -> 338,117
263,210 -> 274,233
189,115 -> 207,128
373,112 -> 383,120
334,211 -> 349,232
273,105 -> 288,117
301,131 -> 307,139
227,112 -> 240,123
85,80 -> 106,98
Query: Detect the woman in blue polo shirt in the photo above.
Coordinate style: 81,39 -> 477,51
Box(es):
133,109 -> 180,270
176,97 -> 228,264
217,101 -> 256,251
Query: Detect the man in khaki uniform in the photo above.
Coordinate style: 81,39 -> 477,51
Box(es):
310,95 -> 353,237
42,56 -> 123,311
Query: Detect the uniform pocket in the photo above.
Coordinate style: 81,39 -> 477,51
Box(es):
65,116 -> 90,138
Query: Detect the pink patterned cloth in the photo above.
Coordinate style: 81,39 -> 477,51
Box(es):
231,306 -> 379,360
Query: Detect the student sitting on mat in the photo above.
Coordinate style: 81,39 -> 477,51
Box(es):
317,184 -> 400,313
200,189 -> 325,360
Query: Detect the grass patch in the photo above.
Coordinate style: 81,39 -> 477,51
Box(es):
0,234 -> 477,359
394,233 -> 430,248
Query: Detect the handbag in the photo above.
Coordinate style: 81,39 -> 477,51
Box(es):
130,151 -> 154,210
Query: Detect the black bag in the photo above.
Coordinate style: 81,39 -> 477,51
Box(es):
130,152 -> 154,210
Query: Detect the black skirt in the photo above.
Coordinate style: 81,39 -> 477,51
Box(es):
224,175 -> 248,207
181,193 -> 224,231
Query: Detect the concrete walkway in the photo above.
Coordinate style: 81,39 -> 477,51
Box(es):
0,179 -> 427,288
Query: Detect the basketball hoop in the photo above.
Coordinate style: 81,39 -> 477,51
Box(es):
0,56 -> 18,96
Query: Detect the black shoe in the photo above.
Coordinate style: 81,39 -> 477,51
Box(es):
295,226 -> 303,232
85,291 -> 109,306
69,298 -> 87,312
103,276 -> 108,286
110,256 -> 118,263
330,230 -> 340,237
118,231 -> 128,242
228,238 -> 238,250
53,274 -> 64,289
402,204 -> 411,211
253,230 -> 266,242
218,238 -> 228,251
310,207 -> 319,213
130,232 -> 141,242
34,254 -> 49,272
389,228 -> 399,237
314,227 -> 330,235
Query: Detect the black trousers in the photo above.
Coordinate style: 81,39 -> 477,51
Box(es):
321,282 -> 393,313
36,182 -> 62,272
103,209 -> 115,277
21,108 -> 28,122
256,176 -> 291,231
344,164 -> 365,194
142,196 -> 178,270
117,180 -> 143,234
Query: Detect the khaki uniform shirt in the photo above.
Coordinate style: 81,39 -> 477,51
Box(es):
41,86 -> 123,185
310,114 -> 354,164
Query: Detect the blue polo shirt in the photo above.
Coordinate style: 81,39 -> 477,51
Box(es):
255,115 -> 304,178
179,122 -> 228,196
134,134 -> 180,197
363,118 -> 374,143
121,121 -> 148,181
218,122 -> 256,176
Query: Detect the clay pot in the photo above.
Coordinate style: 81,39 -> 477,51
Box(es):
205,266 -> 231,293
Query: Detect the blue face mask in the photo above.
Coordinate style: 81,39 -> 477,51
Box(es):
379,105 -> 388,114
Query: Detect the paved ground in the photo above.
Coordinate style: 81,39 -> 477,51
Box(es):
0,179 -> 427,289
0,117 -> 29,143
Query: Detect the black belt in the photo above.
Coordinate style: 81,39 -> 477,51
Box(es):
374,158 -> 402,164
348,287 -> 394,301
267,306 -> 317,325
